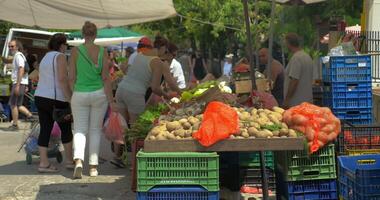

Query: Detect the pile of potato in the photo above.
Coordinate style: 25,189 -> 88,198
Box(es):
232,106 -> 298,139
148,114 -> 203,140
147,105 -> 299,141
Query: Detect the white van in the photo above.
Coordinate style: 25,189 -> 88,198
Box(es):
1,28 -> 55,75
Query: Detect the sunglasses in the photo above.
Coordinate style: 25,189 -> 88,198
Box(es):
8,45 -> 15,48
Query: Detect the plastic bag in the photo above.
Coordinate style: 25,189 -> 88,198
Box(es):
243,91 -> 278,109
51,122 -> 61,137
193,101 -> 239,147
282,102 -> 341,153
103,111 -> 127,144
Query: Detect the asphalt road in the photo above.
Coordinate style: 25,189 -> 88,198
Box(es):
0,121 -> 135,200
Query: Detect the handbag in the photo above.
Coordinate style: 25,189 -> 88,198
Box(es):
51,53 -> 72,123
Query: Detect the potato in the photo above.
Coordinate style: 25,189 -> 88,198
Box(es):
257,117 -> 269,126
262,129 -> 273,137
281,123 -> 288,129
239,112 -> 251,121
156,134 -> 167,140
242,132 -> 250,138
248,127 -> 259,136
264,109 -> 272,114
166,133 -> 176,140
273,106 -> 285,114
173,129 -> 186,137
256,131 -> 269,138
175,136 -> 182,140
188,117 -> 200,125
184,130 -> 193,138
268,114 -> 280,124
179,118 -> 188,124
250,108 -> 258,115
288,129 -> 298,137
182,122 -> 192,130
149,136 -> 156,140
272,112 -> 283,121
272,130 -> 280,137
236,136 -> 244,139
230,135 -> 236,139
249,122 -> 260,129
150,128 -> 161,136
166,121 -> 182,132
280,128 -> 289,136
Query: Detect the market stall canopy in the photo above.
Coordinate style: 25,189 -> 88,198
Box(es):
68,36 -> 142,47
0,0 -> 177,29
68,27 -> 142,39
275,0 -> 326,4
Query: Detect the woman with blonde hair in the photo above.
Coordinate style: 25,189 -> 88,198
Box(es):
69,21 -> 115,178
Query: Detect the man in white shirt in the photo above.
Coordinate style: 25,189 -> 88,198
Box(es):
5,39 -> 34,131
223,53 -> 233,78
166,43 -> 186,89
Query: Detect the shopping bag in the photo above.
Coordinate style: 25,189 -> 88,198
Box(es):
51,122 -> 61,137
103,111 -> 127,144
193,101 -> 239,147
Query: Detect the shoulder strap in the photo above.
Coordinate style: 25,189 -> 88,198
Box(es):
77,45 -> 102,75
52,52 -> 59,101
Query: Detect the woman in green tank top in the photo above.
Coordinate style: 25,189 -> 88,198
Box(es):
68,21 -> 115,179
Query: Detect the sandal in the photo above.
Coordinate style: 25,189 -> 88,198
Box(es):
38,164 -> 59,173
73,162 -> 83,179
65,161 -> 75,169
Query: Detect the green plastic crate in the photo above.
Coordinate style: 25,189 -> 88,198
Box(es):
275,144 -> 336,181
239,151 -> 274,169
137,151 -> 219,192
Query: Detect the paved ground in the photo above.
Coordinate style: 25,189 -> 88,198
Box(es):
0,121 -> 135,200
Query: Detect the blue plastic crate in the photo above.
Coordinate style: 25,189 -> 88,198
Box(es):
323,94 -> 372,109
338,155 -> 380,200
331,108 -> 372,123
322,55 -> 371,82
276,179 -> 338,200
323,82 -> 372,98
137,186 -> 219,200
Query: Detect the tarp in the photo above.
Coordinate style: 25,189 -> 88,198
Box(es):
68,27 -> 142,39
0,0 -> 177,29
67,36 -> 142,46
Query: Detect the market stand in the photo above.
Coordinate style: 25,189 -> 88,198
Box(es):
144,136 -> 305,200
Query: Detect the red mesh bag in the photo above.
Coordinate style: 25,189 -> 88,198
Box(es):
282,102 -> 341,153
193,101 -> 239,147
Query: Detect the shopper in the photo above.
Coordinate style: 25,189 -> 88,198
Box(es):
191,50 -> 208,81
164,42 -> 186,89
5,39 -> 34,131
115,35 -> 179,124
283,33 -> 313,108
258,48 -> 285,106
34,33 -> 73,173
68,21 -> 114,178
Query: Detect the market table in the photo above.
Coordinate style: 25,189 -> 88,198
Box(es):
144,137 -> 305,200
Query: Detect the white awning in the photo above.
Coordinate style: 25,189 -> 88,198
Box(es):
0,0 -> 177,29
67,36 -> 142,47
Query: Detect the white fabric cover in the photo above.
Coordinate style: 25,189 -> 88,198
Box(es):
0,0 -> 176,29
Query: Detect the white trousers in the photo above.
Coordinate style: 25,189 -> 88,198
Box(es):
72,88 -> 108,165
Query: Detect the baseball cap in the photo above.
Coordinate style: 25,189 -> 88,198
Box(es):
225,53 -> 233,58
138,37 -> 152,47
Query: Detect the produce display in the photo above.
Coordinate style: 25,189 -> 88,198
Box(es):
282,102 -> 341,153
146,104 -> 299,141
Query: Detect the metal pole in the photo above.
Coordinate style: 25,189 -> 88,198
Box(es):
267,0 -> 276,82
243,0 -> 257,90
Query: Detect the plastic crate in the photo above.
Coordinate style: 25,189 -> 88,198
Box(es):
331,108 -> 372,124
275,144 -> 336,181
137,186 -> 219,200
323,81 -> 372,98
347,149 -> 380,155
323,93 -> 372,109
337,122 -> 380,155
137,151 -> 219,192
338,154 -> 380,200
276,179 -> 338,200
239,151 -> 274,168
240,167 -> 276,190
322,55 -> 371,83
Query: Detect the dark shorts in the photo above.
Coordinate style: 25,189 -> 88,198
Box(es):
9,84 -> 26,107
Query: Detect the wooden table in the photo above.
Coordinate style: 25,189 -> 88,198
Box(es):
144,137 -> 305,200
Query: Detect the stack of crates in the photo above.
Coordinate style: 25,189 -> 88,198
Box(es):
275,144 -> 338,200
322,55 -> 372,124
136,151 -> 219,200
219,152 -> 276,195
338,154 -> 380,200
